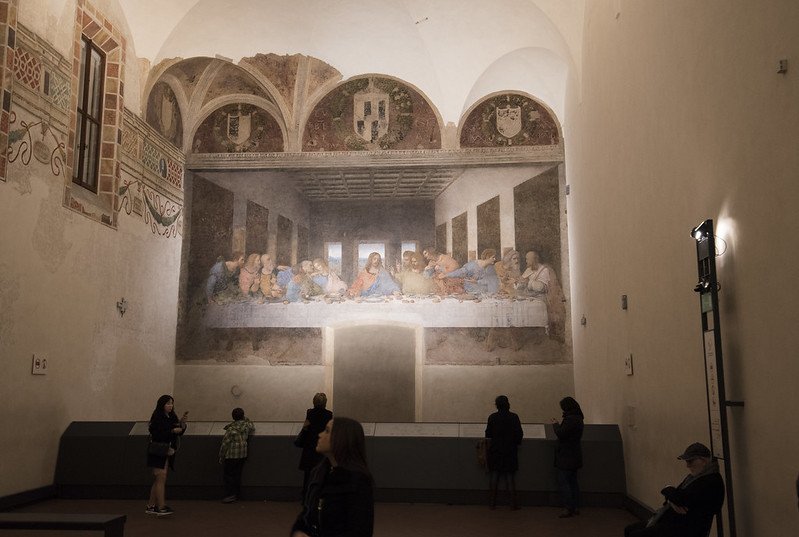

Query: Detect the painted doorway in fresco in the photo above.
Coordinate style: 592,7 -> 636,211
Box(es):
330,324 -> 417,423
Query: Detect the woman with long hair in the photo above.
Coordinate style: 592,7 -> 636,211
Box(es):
145,394 -> 187,516
551,396 -> 584,518
291,417 -> 374,537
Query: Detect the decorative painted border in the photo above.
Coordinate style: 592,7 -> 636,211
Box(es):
0,0 -> 20,182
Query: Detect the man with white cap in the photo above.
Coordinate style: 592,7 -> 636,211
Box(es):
624,442 -> 724,537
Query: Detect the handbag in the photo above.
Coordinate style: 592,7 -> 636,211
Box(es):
147,440 -> 171,457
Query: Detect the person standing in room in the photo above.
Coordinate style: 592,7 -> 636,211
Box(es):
291,417 -> 374,537
521,249 -> 566,342
624,442 -> 725,537
440,248 -> 500,295
146,395 -> 188,516
551,396 -> 584,518
485,395 -> 524,510
348,252 -> 400,297
219,407 -> 254,504
296,393 -> 333,499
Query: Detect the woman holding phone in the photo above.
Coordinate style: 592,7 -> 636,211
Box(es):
145,394 -> 188,516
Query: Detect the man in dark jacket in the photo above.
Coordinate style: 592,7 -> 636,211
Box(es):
625,442 -> 725,537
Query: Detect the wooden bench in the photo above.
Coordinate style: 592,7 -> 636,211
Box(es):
0,513 -> 126,536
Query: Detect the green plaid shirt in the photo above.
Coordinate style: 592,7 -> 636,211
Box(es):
219,418 -> 254,460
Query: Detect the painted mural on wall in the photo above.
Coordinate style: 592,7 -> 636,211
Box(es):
460,93 -> 560,147
118,179 -> 183,237
7,110 -> 67,176
177,173 -> 569,366
146,81 -> 183,149
302,76 -> 441,151
192,104 -> 284,153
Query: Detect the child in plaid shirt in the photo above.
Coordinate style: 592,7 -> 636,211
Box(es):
219,407 -> 254,503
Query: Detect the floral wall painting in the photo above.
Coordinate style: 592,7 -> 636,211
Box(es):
460,93 -> 560,148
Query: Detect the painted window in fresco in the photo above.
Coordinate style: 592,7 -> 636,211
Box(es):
401,241 -> 418,254
326,242 -> 343,275
72,36 -> 104,192
357,242 -> 386,268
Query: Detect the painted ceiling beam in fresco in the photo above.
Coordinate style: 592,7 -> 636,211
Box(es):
185,145 -> 564,172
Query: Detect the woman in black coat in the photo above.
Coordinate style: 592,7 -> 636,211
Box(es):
296,393 -> 333,498
291,417 -> 374,537
551,396 -> 584,518
485,395 -> 524,509
146,394 -> 187,516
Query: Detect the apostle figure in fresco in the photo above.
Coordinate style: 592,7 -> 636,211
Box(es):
395,252 -> 435,295
348,252 -> 400,297
521,249 -> 566,342
238,254 -> 262,297
285,260 -> 324,302
311,258 -> 347,296
495,249 -> 523,297
206,252 -> 245,303
440,249 -> 500,296
422,247 -> 464,295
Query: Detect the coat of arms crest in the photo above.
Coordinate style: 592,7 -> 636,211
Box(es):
354,82 -> 389,143
226,105 -> 253,145
495,106 -> 522,138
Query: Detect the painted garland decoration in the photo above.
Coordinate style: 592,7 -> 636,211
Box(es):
118,179 -> 182,238
7,111 -> 67,175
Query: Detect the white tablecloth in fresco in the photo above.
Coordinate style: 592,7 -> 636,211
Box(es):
203,297 -> 548,328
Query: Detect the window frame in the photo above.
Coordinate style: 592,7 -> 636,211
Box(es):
72,36 -> 105,193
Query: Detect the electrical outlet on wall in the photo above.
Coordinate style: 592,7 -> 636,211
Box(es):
624,354 -> 634,375
31,354 -> 48,375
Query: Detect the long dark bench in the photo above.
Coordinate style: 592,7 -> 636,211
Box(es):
0,513 -> 126,536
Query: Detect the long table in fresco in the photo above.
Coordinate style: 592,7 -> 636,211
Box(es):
203,296 -> 548,328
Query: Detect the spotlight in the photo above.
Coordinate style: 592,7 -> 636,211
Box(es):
690,220 -> 711,241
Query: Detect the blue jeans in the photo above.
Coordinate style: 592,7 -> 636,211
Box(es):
557,468 -> 579,512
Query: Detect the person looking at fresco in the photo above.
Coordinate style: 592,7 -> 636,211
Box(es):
421,247 -> 463,295
295,393 -> 333,499
440,248 -> 500,295
551,396 -> 584,518
291,417 -> 374,537
348,252 -> 399,297
205,252 -> 244,302
485,395 -> 523,510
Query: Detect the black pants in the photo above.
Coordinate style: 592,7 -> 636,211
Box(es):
557,468 -> 580,512
223,458 -> 246,498
624,520 -> 675,537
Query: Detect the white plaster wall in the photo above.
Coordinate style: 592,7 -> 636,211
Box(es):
0,134 -> 181,497
422,364 -> 575,423
435,165 -> 556,253
568,1 -> 799,534
174,365 -> 326,421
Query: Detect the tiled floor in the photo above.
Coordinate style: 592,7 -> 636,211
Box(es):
1,499 -> 639,536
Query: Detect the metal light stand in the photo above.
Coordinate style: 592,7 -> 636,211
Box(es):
691,219 -> 740,537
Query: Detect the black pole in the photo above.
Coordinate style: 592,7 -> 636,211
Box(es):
692,219 -> 737,537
